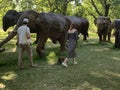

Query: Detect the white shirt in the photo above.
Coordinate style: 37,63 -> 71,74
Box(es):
17,25 -> 31,44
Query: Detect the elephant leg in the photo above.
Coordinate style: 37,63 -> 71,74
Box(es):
103,34 -> 107,42
58,38 -> 66,51
83,35 -> 87,40
36,34 -> 48,56
34,33 -> 39,44
108,33 -> 111,42
115,33 -> 120,48
98,33 -> 102,42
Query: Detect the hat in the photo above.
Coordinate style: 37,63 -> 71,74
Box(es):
23,18 -> 29,23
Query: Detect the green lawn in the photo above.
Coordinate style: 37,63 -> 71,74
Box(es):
0,30 -> 120,90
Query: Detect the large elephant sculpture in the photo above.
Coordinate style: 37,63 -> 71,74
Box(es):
112,19 -> 120,48
2,10 -> 41,43
66,16 -> 89,40
95,16 -> 112,42
0,10 -> 70,56
2,10 -> 23,31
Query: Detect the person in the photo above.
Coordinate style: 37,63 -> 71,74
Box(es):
62,23 -> 78,67
17,18 -> 37,69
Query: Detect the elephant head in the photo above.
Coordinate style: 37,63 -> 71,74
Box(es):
2,10 -> 23,31
95,16 -> 112,42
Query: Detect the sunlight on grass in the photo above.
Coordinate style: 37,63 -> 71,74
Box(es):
74,81 -> 101,90
104,70 -> 120,77
112,57 -> 120,61
0,83 -> 5,89
5,47 -> 17,53
90,47 -> 110,52
1,71 -> 17,81
47,51 -> 57,65
90,48 -> 103,52
0,29 -> 120,89
91,71 -> 104,78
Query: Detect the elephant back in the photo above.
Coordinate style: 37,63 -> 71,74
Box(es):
38,12 -> 70,32
5,10 -> 18,15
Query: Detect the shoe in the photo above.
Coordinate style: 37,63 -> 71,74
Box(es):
62,62 -> 68,67
73,62 -> 78,64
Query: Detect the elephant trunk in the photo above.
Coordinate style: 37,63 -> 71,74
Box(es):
0,30 -> 17,47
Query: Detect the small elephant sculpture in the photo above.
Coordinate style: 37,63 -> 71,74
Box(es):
95,16 -> 113,42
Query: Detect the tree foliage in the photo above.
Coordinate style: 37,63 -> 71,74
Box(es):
0,0 -> 120,26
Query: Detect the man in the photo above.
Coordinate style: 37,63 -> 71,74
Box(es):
17,18 -> 37,69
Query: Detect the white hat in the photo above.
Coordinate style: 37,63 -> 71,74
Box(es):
23,18 -> 29,23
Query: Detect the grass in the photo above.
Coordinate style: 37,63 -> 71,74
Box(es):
0,30 -> 120,90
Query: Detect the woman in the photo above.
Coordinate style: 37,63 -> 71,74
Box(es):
62,23 -> 78,67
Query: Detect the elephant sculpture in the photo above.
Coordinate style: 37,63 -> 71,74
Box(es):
2,10 -> 89,43
2,10 -> 23,31
112,19 -> 120,48
0,10 -> 71,56
66,16 -> 89,40
2,10 -> 41,44
95,16 -> 112,42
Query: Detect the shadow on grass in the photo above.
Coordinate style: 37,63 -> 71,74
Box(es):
83,70 -> 120,90
0,37 -> 120,90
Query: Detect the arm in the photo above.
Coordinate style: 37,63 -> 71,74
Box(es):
26,27 -> 31,39
26,27 -> 31,45
26,32 -> 30,39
